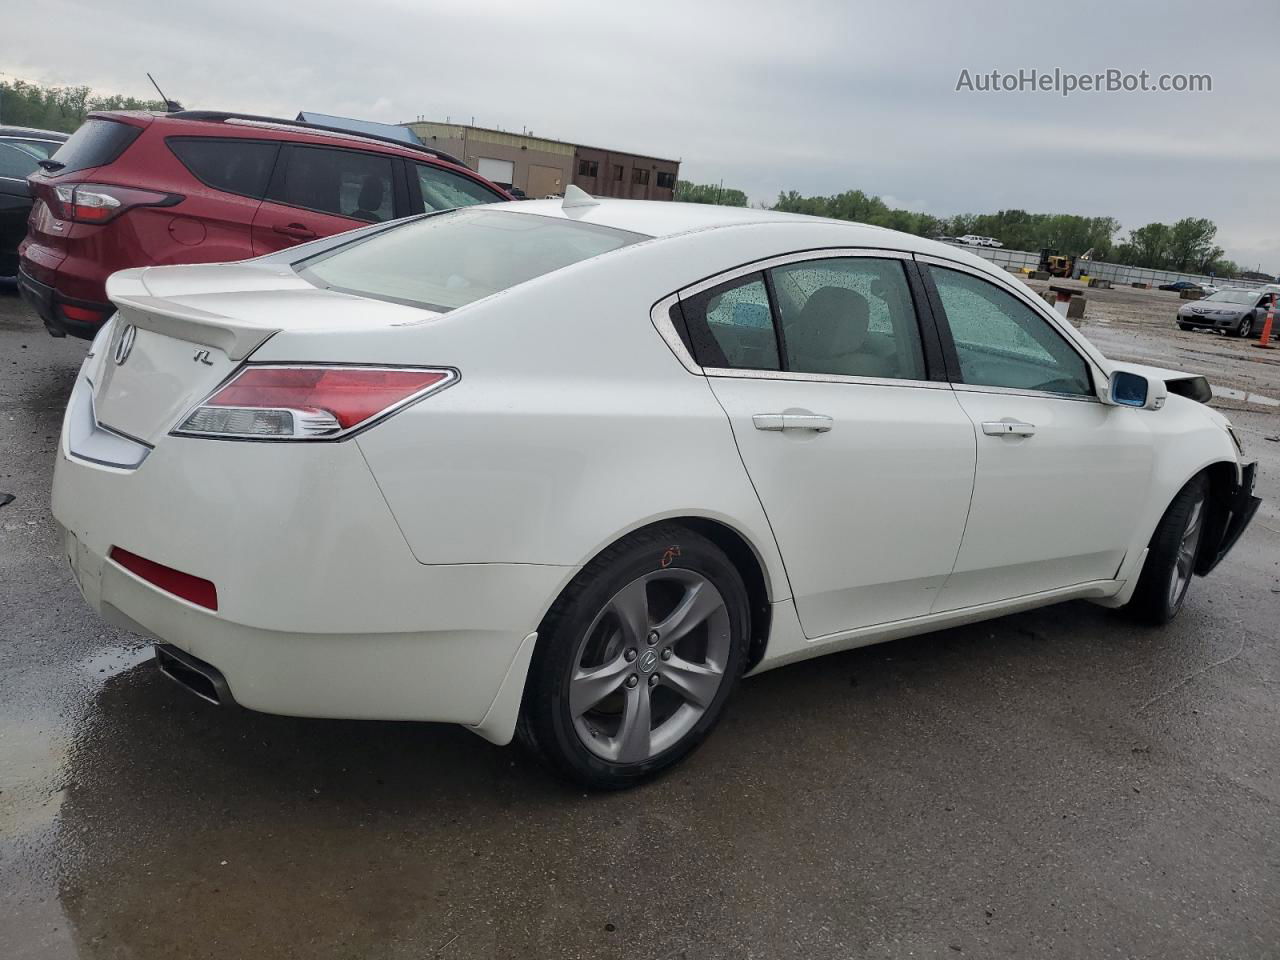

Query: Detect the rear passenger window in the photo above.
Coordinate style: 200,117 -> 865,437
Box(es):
414,163 -> 502,211
680,274 -> 779,370
770,258 -> 926,380
275,146 -> 395,222
168,139 -> 279,198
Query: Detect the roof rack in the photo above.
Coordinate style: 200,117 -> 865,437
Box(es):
164,111 -> 466,167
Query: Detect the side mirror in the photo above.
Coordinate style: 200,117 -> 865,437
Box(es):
1102,368 -> 1167,410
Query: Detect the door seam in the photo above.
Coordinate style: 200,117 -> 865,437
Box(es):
700,375 -> 800,609
929,387 -> 980,615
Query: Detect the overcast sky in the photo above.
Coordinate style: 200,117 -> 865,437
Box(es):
4,0 -> 1277,270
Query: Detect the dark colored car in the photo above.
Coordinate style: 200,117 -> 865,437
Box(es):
0,126 -> 68,283
19,111 -> 510,339
1177,288 -> 1277,338
1158,280 -> 1202,293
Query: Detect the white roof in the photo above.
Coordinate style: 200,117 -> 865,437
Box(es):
502,198 -> 968,262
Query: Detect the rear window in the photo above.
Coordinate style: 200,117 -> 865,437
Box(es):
45,119 -> 141,175
297,208 -> 646,311
167,138 -> 279,198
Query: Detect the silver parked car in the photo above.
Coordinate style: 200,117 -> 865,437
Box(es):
1177,288 -> 1277,338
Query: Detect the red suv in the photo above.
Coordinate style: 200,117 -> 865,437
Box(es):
19,111 -> 510,339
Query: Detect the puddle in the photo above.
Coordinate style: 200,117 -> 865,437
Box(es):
1211,385 -> 1280,407
76,644 -> 154,681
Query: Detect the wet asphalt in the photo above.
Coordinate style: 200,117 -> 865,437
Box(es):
1,286 -> 1278,960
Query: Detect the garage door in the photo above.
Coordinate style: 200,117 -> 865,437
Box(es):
476,157 -> 514,187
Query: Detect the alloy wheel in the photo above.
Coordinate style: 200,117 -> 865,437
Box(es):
1168,494 -> 1205,609
569,569 -> 731,763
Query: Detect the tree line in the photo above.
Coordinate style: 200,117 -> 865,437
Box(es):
0,79 -> 165,133
678,180 -> 1247,278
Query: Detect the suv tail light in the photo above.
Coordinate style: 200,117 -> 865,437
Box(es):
173,365 -> 458,440
49,183 -> 183,224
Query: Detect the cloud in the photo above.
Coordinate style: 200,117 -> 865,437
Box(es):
2,0 -> 1276,268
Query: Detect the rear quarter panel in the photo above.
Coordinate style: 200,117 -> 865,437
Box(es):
253,225 -> 853,601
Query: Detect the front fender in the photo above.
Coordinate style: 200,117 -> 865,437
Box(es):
1114,395 -> 1245,584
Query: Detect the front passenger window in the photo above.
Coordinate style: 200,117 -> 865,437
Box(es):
930,267 -> 1093,397
415,163 -> 503,211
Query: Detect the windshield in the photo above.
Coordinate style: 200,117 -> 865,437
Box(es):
297,208 -> 647,311
1204,290 -> 1256,304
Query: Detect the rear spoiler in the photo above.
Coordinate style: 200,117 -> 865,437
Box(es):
106,269 -> 279,360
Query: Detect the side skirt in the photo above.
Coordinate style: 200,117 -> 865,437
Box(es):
750,579 -> 1126,675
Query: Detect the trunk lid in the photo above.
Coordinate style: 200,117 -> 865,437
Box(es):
93,262 -> 440,444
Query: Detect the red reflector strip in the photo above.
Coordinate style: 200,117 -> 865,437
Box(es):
109,546 -> 218,611
60,304 -> 108,324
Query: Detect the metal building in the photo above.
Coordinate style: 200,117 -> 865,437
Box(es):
402,120 -> 679,200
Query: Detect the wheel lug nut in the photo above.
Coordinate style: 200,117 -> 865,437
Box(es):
647,630 -> 660,645
660,648 -> 672,661
625,675 -> 639,688
624,648 -> 637,662
649,674 -> 659,686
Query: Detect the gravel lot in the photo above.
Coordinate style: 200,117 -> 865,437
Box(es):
2,281 -> 1278,960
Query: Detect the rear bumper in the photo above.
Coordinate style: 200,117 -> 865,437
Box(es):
1199,461 -> 1261,574
53,384 -> 572,741
17,266 -> 112,339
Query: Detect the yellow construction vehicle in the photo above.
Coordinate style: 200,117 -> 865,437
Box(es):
1038,247 -> 1094,279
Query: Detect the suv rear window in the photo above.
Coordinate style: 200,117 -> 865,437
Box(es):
45,119 -> 141,175
168,138 -> 279,198
297,208 -> 646,311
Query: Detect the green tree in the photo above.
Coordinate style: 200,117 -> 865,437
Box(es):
0,78 -> 165,133
1166,217 -> 1219,272
1120,223 -> 1173,268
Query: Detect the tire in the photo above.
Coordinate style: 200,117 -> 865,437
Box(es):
1237,315 -> 1254,338
1125,475 -> 1210,626
1178,323 -> 1193,331
518,523 -> 750,789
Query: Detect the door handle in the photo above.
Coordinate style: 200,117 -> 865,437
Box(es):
753,413 -> 833,433
981,420 -> 1037,437
273,222 -> 317,240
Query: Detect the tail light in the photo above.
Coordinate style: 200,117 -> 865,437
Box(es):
173,365 -> 458,440
49,183 -> 183,224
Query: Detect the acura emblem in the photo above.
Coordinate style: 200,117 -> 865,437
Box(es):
113,324 -> 137,365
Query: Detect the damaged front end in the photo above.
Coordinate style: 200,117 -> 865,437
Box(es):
1198,462 -> 1262,574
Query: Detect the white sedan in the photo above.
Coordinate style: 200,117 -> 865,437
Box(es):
54,193 -> 1260,789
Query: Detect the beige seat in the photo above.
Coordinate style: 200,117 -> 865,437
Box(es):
786,286 -> 897,378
